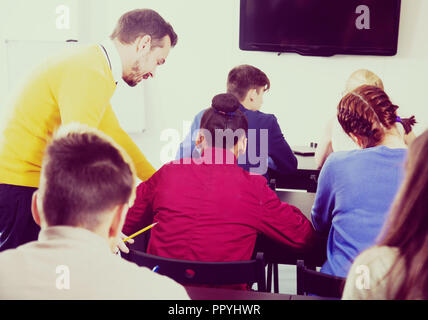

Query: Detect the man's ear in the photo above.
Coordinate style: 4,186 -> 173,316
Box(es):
135,35 -> 152,55
109,204 -> 128,238
247,88 -> 258,102
31,191 -> 41,227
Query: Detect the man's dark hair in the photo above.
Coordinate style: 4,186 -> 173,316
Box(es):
110,9 -> 178,47
227,65 -> 270,101
40,126 -> 135,230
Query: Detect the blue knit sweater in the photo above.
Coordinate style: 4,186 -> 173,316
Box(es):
311,146 -> 406,277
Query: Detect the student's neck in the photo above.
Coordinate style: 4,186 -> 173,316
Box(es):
203,146 -> 239,159
379,131 -> 407,149
241,101 -> 258,111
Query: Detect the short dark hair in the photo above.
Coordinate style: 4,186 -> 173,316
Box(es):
200,93 -> 248,149
40,124 -> 135,230
227,65 -> 270,101
110,9 -> 178,47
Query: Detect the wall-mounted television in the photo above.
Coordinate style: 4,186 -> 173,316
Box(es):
239,0 -> 401,57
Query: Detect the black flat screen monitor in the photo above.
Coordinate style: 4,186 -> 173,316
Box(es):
240,0 -> 401,57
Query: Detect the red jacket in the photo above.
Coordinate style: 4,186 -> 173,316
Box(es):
123,148 -> 314,263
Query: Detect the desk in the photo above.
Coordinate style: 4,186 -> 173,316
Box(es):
253,190 -> 327,293
254,190 -> 326,267
185,286 -> 331,300
275,190 -> 315,221
296,154 -> 318,172
269,152 -> 320,192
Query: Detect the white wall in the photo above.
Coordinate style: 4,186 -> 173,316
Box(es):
0,0 -> 144,133
115,0 -> 428,169
1,0 -> 427,170
0,0 -> 79,116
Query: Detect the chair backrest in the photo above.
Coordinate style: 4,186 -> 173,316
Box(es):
297,260 -> 345,298
125,249 -> 267,292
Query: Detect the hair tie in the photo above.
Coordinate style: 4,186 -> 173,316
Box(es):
396,116 -> 402,124
215,109 -> 235,117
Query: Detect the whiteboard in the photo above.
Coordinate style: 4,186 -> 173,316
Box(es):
3,39 -> 145,133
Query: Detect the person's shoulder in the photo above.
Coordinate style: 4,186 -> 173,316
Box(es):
320,150 -> 364,182
322,150 -> 353,169
154,159 -> 200,181
114,258 -> 189,299
354,246 -> 398,267
376,146 -> 407,158
0,248 -> 18,267
254,110 -> 278,123
51,45 -> 110,77
239,168 -> 269,189
247,110 -> 282,133
342,246 -> 398,300
163,159 -> 192,169
326,146 -> 376,168
0,244 -> 36,277
343,146 -> 407,165
351,246 -> 399,283
48,45 -> 96,65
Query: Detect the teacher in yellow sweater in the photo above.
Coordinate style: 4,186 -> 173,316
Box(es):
0,9 -> 178,251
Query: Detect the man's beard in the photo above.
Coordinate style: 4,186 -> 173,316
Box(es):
123,74 -> 139,87
123,77 -> 138,87
123,62 -> 142,87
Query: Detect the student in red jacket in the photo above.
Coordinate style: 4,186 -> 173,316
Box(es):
123,93 -> 314,267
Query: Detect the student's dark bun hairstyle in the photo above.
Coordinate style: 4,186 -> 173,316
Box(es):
212,93 -> 241,114
200,93 -> 248,149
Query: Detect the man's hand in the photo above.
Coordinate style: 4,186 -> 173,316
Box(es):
113,232 -> 134,254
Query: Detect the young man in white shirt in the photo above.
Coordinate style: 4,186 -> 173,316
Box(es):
0,123 -> 189,300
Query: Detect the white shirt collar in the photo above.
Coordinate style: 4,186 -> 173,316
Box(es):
38,226 -> 112,254
99,39 -> 123,83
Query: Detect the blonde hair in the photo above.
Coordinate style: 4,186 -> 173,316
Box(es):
345,69 -> 384,94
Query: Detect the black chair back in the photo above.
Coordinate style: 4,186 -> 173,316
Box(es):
125,249 -> 267,292
297,260 -> 345,298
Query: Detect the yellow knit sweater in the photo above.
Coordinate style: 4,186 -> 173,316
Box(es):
0,45 -> 155,187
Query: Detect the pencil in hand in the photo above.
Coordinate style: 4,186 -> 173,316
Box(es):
122,222 -> 159,243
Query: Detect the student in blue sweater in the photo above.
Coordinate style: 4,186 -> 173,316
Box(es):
175,65 -> 297,179
311,85 -> 416,278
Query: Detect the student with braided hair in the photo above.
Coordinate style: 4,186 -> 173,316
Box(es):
315,69 -> 416,169
311,85 -> 416,278
343,130 -> 428,299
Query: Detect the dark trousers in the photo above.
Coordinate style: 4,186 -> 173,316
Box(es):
0,184 -> 40,252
